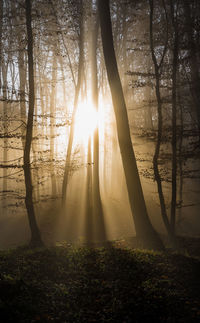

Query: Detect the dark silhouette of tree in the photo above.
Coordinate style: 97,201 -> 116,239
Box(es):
91,4 -> 106,243
62,0 -> 84,205
183,0 -> 200,144
0,0 -> 3,92
98,0 -> 164,250
170,0 -> 179,237
149,0 -> 173,242
24,0 -> 43,247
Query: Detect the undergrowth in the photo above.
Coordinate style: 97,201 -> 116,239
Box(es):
0,244 -> 199,322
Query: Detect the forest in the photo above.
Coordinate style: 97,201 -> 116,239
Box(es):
0,0 -> 200,322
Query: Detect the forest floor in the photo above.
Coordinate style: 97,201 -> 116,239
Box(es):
0,236 -> 200,322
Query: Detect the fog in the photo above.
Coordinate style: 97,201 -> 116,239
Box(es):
0,0 -> 200,249
1,107 -> 199,248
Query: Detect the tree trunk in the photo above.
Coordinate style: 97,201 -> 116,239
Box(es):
170,0 -> 179,237
85,137 -> 93,244
17,20 -> 27,149
184,0 -> 200,143
62,0 -> 84,205
2,61 -> 8,208
149,0 -> 176,245
177,74 -> 183,227
50,55 -> 57,196
98,0 -> 164,250
37,56 -> 47,150
91,7 -> 106,243
58,55 -> 67,111
0,0 -> 2,92
24,0 -> 43,247
18,50 -> 27,148
1,0 -> 8,209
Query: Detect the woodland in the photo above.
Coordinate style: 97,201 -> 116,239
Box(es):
0,0 -> 200,322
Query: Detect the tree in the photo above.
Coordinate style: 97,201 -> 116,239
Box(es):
90,2 -> 106,243
1,0 -> 8,210
183,0 -> 200,144
149,0 -> 169,228
24,0 -> 43,247
49,54 -> 57,196
170,0 -> 179,237
149,0 -> 178,246
0,0 -> 3,94
62,0 -> 84,205
98,0 -> 164,250
15,1 -> 27,149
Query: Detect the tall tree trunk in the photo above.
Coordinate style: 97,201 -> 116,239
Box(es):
24,0 -> 43,247
98,0 -> 164,250
170,0 -> 179,237
122,2 -> 128,92
0,0 -> 2,92
91,8 -> 106,243
1,1 -> 8,209
85,137 -> 93,244
62,0 -> 84,205
37,57 -> 47,152
58,55 -> 67,111
2,61 -> 8,204
184,0 -> 200,143
50,55 -> 57,196
177,74 -> 183,227
149,0 -> 174,244
17,33 -> 27,148
18,50 -> 27,148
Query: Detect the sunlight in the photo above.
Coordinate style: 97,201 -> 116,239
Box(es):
75,100 -> 98,142
55,95 -> 108,158
74,98 -> 105,149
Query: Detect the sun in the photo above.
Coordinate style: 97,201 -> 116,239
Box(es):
55,95 -> 107,157
74,100 -> 98,146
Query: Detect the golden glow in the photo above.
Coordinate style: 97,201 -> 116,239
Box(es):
75,100 -> 98,142
74,98 -> 106,150
55,95 -> 109,158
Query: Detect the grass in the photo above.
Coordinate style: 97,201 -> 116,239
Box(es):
0,239 -> 199,322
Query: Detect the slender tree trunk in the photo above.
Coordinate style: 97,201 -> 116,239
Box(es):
24,0 -> 43,247
98,0 -> 164,250
122,3 -> 128,91
184,0 -> 200,143
85,137 -> 93,244
170,1 -> 179,236
1,2 -> 9,213
0,1 -> 7,206
50,55 -> 57,196
37,58 -> 48,153
177,75 -> 183,226
18,51 -> 27,148
0,0 -> 2,92
2,62 -> 8,200
146,55 -> 154,131
18,42 -> 27,148
149,0 -> 175,244
62,0 -> 84,205
1,0 -> 6,206
58,55 -> 67,111
91,8 -> 106,243
13,0 -> 26,149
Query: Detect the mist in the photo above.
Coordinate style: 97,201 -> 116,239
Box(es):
0,0 -> 200,249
